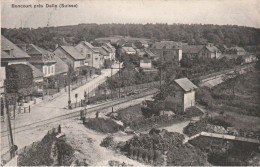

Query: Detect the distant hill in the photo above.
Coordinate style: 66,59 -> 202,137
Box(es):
2,23 -> 260,53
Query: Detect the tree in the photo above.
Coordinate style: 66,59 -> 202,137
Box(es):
103,59 -> 113,69
5,64 -> 33,101
235,56 -> 244,65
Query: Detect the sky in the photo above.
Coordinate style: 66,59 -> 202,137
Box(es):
1,0 -> 260,28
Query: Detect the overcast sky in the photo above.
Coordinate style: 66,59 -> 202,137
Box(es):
1,0 -> 260,28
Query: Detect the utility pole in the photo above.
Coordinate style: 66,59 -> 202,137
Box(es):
84,91 -> 87,115
3,81 -> 15,158
160,52 -> 163,90
118,52 -> 121,98
68,64 -> 72,109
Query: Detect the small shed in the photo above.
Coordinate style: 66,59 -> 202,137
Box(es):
165,78 -> 197,112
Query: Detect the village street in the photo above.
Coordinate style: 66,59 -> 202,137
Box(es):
2,92 -> 153,165
1,66 -> 120,156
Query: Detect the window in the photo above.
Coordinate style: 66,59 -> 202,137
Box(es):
48,66 -> 50,74
51,66 -> 54,74
95,58 -> 98,60
88,54 -> 91,58
44,67 -> 46,74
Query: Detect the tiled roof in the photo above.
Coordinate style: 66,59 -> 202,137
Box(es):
81,41 -> 99,53
102,46 -> 112,53
145,49 -> 157,57
182,45 -> 204,54
174,78 -> 197,92
105,43 -> 113,49
92,47 -> 100,53
1,35 -> 30,59
53,55 -> 68,75
206,45 -> 220,53
60,46 -> 85,60
99,47 -> 109,56
25,44 -> 51,55
26,62 -> 44,79
83,41 -> 94,49
122,47 -> 136,52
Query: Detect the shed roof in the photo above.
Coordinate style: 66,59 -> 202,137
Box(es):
174,78 -> 197,92
60,46 -> 85,60
1,35 -> 31,59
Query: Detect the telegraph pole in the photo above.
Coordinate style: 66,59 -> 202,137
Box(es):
3,81 -> 15,158
68,64 -> 72,109
160,52 -> 162,90
118,52 -> 121,98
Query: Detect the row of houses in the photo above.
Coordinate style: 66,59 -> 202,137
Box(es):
0,36 -> 116,95
116,39 -> 257,70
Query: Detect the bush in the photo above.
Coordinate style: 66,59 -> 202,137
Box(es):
207,116 -> 232,129
183,106 -> 204,118
167,144 -> 207,166
100,135 -> 115,148
84,118 -> 123,133
196,87 -> 214,108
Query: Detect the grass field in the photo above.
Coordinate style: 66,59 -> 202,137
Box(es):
197,70 -> 260,131
212,71 -> 260,117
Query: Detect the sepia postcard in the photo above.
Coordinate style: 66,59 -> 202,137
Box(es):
1,0 -> 260,166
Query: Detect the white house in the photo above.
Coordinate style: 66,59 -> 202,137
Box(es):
75,41 -> 103,69
140,58 -> 152,69
165,78 -> 197,112
54,45 -> 85,74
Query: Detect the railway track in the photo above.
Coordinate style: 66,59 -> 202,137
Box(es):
1,89 -> 156,137
2,64 -> 255,138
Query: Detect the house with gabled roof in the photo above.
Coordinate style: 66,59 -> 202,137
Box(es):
19,44 -> 56,78
121,47 -> 136,54
150,41 -> 183,63
182,44 -> 221,60
53,45 -> 85,74
1,36 -> 44,93
140,57 -> 152,69
165,78 -> 197,112
226,46 -> 246,55
102,43 -> 116,60
75,41 -> 102,69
